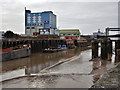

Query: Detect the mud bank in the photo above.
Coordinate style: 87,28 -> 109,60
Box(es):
91,62 -> 120,88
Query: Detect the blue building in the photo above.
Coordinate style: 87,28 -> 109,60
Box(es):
25,8 -> 58,36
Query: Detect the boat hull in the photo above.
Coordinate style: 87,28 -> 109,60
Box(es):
1,48 -> 31,62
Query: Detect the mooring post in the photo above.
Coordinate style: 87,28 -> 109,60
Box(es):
56,40 -> 58,48
65,40 -> 67,47
40,40 -> 42,51
38,40 -> 40,51
101,39 -> 108,60
7,41 -> 9,48
13,41 -> 15,47
53,40 -> 55,47
107,40 -> 112,60
11,41 -> 13,47
30,40 -> 32,52
33,40 -> 36,52
92,40 -> 98,59
36,40 -> 38,52
31,40 -> 34,53
115,40 -> 120,56
115,40 -> 120,62
2,41 -> 4,49
6,41 -> 8,48
116,49 -> 120,62
42,40 -> 45,49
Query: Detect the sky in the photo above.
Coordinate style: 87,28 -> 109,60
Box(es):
0,0 -> 119,35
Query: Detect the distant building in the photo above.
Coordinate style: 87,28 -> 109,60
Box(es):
59,29 -> 81,40
0,31 -> 4,39
25,8 -> 58,36
93,29 -> 105,38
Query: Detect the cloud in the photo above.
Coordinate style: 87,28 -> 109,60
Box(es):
0,1 -> 118,35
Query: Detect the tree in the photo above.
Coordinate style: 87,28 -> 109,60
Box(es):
4,31 -> 20,38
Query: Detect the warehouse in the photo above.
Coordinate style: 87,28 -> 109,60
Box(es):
59,29 -> 81,40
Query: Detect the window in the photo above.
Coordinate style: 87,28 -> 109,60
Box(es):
32,16 -> 36,23
61,34 -> 63,36
27,27 -> 30,29
27,14 -> 30,15
27,16 -> 31,23
38,16 -> 41,23
32,27 -> 35,29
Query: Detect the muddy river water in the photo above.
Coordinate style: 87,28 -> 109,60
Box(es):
0,47 -> 118,88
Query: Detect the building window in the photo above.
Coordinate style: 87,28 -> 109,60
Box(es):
32,27 -> 35,29
38,23 -> 43,26
38,16 -> 41,23
27,14 -> 30,16
27,16 -> 31,23
26,27 -> 30,29
32,16 -> 36,23
61,34 -> 63,36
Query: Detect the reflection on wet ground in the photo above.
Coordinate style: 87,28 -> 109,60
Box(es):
1,48 -> 118,88
1,48 -> 82,81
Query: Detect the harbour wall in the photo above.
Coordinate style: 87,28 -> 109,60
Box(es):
2,39 -> 91,53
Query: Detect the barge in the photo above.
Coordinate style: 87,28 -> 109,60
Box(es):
1,44 -> 31,61
43,45 -> 67,53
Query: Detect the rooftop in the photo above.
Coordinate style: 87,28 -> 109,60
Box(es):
26,9 -> 53,14
59,29 -> 80,34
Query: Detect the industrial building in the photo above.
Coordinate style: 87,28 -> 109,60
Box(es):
25,8 -> 59,37
93,29 -> 105,38
59,29 -> 81,40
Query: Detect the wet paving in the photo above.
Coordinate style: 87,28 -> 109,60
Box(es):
1,47 -> 118,88
1,48 -> 83,81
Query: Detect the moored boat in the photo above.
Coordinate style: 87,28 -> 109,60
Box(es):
1,44 -> 31,61
43,45 -> 67,53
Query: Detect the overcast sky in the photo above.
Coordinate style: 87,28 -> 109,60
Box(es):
0,0 -> 119,35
